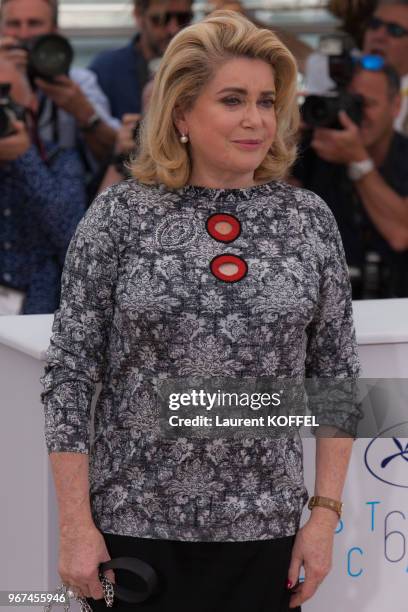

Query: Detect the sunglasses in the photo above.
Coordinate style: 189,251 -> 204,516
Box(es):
367,16 -> 408,38
354,54 -> 386,70
148,10 -> 193,27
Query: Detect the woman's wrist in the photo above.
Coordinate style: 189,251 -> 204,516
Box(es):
308,506 -> 340,529
59,518 -> 96,538
59,506 -> 95,533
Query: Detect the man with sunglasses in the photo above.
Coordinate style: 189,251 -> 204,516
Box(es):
363,0 -> 408,133
89,0 -> 193,121
292,61 -> 408,300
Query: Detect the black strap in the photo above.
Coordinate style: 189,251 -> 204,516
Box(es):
99,557 -> 159,603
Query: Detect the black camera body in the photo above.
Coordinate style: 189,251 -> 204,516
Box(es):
301,36 -> 364,129
14,33 -> 73,82
0,82 -> 26,138
302,88 -> 364,129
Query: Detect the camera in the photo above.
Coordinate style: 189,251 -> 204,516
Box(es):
301,35 -> 364,129
13,33 -> 73,82
0,82 -> 26,138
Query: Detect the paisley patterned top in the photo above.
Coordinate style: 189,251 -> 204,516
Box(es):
41,179 -> 360,542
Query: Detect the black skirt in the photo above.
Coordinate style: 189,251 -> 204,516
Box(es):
87,532 -> 301,612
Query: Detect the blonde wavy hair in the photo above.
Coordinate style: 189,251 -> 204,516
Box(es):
131,10 -> 299,188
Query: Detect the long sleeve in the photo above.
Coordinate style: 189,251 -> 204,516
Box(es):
12,146 -> 87,257
305,200 -> 361,435
40,186 -> 130,454
305,202 -> 360,378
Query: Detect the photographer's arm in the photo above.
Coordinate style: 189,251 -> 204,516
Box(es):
12,145 -> 86,256
311,111 -> 408,250
0,120 -> 30,162
36,76 -> 117,162
353,170 -> 408,251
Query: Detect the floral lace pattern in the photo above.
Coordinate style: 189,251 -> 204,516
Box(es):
41,179 -> 360,541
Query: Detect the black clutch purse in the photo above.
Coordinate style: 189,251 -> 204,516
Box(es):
44,557 -> 159,611
99,556 -> 159,603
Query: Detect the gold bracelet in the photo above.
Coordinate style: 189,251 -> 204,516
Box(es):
308,496 -> 343,519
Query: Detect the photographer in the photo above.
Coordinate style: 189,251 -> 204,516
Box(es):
292,60 -> 408,299
305,1 -> 408,134
89,0 -> 193,120
0,0 -> 119,168
0,58 -> 86,315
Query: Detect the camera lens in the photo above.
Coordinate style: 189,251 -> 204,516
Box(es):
29,34 -> 73,80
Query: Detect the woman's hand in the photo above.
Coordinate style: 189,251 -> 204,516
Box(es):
287,509 -> 338,608
58,523 -> 115,600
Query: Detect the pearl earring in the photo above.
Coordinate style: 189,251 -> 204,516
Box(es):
180,134 -> 189,144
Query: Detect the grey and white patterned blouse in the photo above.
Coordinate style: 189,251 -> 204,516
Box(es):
41,179 -> 360,542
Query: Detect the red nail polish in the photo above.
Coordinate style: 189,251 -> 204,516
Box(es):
286,579 -> 293,589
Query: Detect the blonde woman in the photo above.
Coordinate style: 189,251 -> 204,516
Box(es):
41,11 -> 360,612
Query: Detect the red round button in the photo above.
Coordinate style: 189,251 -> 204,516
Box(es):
210,254 -> 248,283
206,213 -> 241,243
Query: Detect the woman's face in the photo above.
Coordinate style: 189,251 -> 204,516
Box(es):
175,57 -> 277,188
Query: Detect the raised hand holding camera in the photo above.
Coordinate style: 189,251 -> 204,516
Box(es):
311,110 -> 369,164
0,118 -> 30,160
0,81 -> 30,159
35,74 -> 97,126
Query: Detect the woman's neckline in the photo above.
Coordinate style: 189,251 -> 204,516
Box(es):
171,180 -> 278,201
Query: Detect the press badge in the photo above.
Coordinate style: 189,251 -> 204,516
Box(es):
0,285 -> 25,315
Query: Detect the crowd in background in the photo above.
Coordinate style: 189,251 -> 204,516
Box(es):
0,0 -> 408,314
